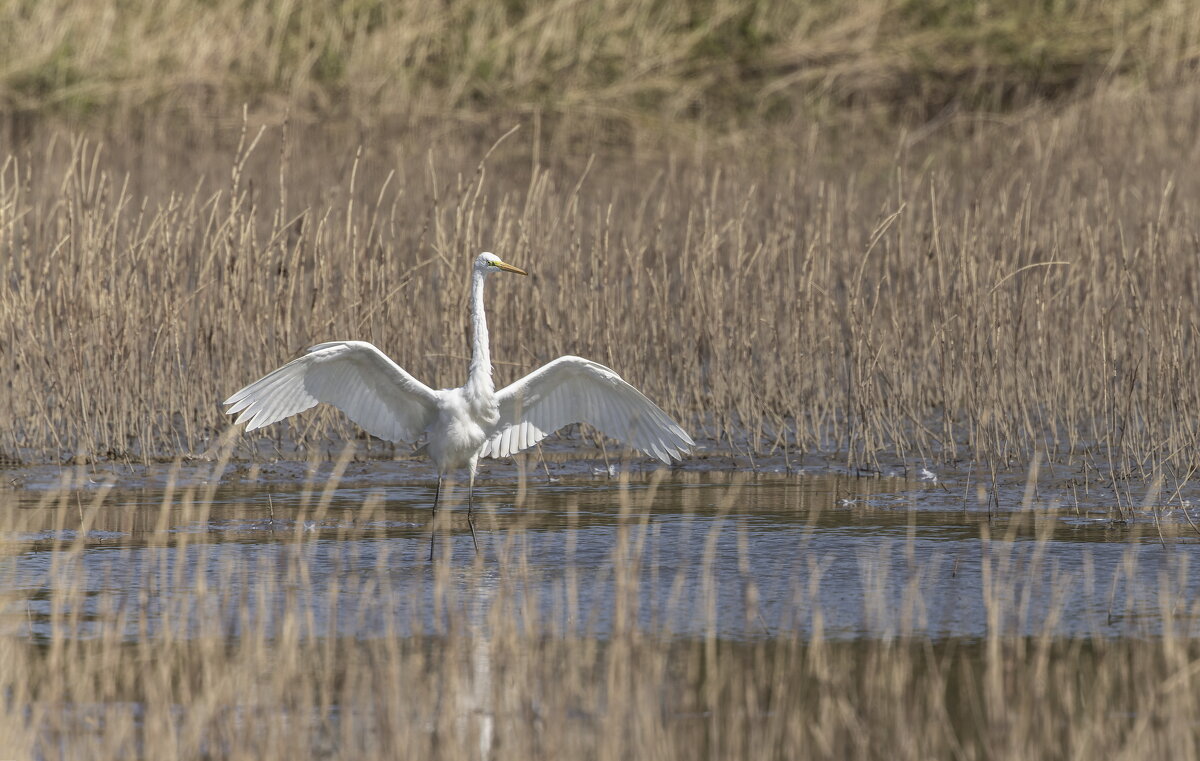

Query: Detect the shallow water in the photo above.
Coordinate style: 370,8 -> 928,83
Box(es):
4,468 -> 1199,643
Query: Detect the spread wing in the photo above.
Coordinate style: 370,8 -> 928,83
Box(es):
223,341 -> 439,443
480,356 -> 694,464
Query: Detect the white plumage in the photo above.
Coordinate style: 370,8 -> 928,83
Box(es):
224,340 -> 439,444
480,355 -> 691,462
223,252 -> 693,556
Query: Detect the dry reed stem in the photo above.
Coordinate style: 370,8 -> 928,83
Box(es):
0,463 -> 1198,759
4,85 -> 1200,480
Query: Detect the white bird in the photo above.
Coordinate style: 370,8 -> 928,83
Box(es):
223,252 -> 694,558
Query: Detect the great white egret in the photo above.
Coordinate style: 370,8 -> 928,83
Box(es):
223,252 -> 694,558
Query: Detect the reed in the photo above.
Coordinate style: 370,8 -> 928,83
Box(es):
5,83 -> 1200,482
1,462 -> 1198,759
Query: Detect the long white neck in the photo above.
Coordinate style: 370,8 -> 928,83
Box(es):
466,268 -> 494,402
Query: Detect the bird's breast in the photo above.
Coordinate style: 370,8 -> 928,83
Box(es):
463,385 -> 500,427
427,392 -> 493,471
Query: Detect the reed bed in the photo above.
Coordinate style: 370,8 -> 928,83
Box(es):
1,461 -> 1199,759
5,84 -> 1200,477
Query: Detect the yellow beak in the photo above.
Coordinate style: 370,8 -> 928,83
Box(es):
495,260 -> 528,276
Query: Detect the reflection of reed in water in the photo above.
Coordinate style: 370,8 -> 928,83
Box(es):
0,457 -> 1199,758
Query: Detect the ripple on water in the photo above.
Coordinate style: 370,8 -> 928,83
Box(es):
1,469 -> 1199,643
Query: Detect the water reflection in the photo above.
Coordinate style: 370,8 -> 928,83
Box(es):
2,471 -> 1199,643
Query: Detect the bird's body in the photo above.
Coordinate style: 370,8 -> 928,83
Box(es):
224,252 -> 693,556
429,388 -> 492,471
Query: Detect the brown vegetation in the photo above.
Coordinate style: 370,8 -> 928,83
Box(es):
1,464 -> 1198,759
4,83 -> 1200,477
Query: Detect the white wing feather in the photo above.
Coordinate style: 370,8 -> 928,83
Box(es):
481,356 -> 694,464
223,341 -> 439,443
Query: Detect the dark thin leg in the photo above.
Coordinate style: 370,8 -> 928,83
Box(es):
429,476 -> 442,562
466,470 -> 479,554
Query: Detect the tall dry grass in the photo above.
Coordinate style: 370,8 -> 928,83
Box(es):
5,84 -> 1200,478
1,462 -> 1199,759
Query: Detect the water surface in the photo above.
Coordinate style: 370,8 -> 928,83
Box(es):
4,468 -> 1198,643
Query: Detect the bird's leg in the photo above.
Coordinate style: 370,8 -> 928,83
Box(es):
466,469 -> 479,555
429,475 -> 442,562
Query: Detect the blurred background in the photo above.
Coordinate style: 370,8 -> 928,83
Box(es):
3,0 -> 1198,147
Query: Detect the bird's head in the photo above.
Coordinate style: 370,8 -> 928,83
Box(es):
476,252 -> 528,276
